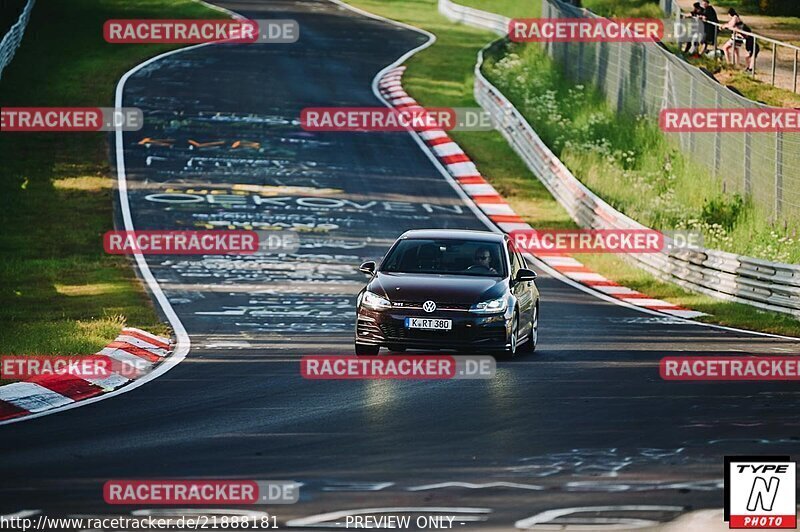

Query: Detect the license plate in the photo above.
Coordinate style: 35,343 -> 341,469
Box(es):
405,318 -> 452,330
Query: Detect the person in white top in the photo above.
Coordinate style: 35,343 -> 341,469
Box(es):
721,9 -> 745,65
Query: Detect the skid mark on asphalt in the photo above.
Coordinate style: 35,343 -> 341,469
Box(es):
508,448 -> 688,479
515,505 -> 684,530
408,482 -> 544,492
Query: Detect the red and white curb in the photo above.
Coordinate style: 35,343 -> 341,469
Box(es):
378,66 -> 706,320
0,328 -> 172,422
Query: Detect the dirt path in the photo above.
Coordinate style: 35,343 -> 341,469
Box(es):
675,0 -> 800,97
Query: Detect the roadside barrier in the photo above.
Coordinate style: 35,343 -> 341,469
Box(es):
440,0 -> 800,227
0,0 -> 36,81
439,0 -> 800,317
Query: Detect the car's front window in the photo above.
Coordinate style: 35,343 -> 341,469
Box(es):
380,239 -> 507,277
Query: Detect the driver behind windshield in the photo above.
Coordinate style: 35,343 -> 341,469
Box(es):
469,246 -> 498,274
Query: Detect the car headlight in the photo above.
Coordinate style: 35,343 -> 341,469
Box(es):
470,297 -> 507,314
361,290 -> 392,310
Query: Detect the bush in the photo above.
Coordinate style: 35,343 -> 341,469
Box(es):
759,0 -> 800,16
483,41 -> 800,262
701,194 -> 745,230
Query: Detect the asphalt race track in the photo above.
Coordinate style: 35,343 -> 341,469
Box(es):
1,0 -> 799,529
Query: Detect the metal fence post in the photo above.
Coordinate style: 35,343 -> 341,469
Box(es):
616,43 -> 625,111
713,92 -> 722,177
753,36 -> 758,75
771,42 -> 777,85
687,76 -> 695,153
640,44 -> 647,115
743,131 -> 751,197
794,50 -> 798,93
713,25 -> 719,62
775,131 -> 783,219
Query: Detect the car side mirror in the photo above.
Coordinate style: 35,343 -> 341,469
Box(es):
359,261 -> 376,275
515,268 -> 537,282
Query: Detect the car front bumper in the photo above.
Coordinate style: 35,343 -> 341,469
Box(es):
355,307 -> 512,351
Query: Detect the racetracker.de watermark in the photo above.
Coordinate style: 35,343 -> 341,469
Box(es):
660,108 -> 800,133
510,229 -> 703,254
103,19 -> 299,43
301,355 -> 496,380
103,230 -> 258,255
509,18 -> 663,42
300,107 -> 495,132
661,356 -> 800,381
1,107 -> 142,132
1,355 -> 149,380
103,480 -> 300,505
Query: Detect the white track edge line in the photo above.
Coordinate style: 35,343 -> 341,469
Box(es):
336,0 -> 800,343
3,0 -> 794,426
0,1 -> 246,426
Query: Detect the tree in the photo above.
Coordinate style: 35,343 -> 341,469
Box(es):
759,0 -> 800,16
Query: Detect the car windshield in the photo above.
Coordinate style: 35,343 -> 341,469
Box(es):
380,238 -> 507,277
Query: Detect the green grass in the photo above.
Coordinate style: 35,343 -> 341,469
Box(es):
715,0 -> 800,17
0,0 -> 226,355
484,40 -> 800,263
664,39 -> 800,108
343,0 -> 800,336
720,69 -> 800,106
769,17 -> 800,33
713,0 -> 760,15
582,0 -> 663,18
456,0 -> 541,18
455,0 -> 663,19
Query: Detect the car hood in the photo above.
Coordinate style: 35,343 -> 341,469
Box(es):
368,272 -> 506,305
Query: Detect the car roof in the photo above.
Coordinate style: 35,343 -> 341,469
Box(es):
398,229 -> 507,243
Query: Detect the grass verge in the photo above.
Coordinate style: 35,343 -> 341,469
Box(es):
582,0 -> 663,18
483,41 -> 800,263
467,0 -> 800,108
344,0 -> 800,336
0,0 -> 226,355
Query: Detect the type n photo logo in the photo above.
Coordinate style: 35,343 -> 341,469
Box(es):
725,456 -> 797,529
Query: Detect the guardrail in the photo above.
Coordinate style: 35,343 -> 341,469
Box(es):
0,0 -> 36,82
439,0 -> 800,317
439,0 -> 508,35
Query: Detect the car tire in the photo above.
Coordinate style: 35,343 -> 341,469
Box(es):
496,312 -> 519,360
387,345 -> 406,353
355,343 -> 380,356
520,304 -> 538,353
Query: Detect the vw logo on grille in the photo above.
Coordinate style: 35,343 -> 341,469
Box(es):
422,300 -> 436,313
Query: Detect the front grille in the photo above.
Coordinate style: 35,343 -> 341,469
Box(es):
357,319 -> 381,338
391,301 -> 472,311
381,322 -> 457,340
379,320 -> 505,343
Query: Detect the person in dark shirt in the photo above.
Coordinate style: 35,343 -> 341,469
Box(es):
698,0 -> 719,56
740,20 -> 760,72
683,2 -> 704,55
720,8 -> 760,72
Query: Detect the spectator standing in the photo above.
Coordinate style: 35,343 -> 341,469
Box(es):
698,0 -> 719,56
683,2 -> 704,55
739,18 -> 760,72
721,9 -> 745,65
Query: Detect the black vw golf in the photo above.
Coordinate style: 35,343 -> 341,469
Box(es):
355,229 -> 539,357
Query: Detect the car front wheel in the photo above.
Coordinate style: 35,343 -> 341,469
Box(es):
520,304 -> 538,353
497,312 -> 519,360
